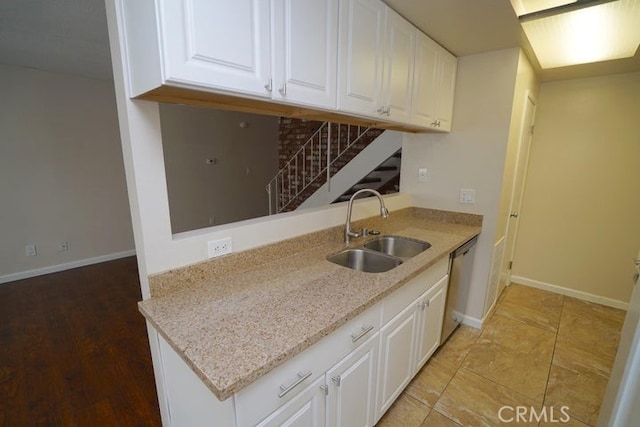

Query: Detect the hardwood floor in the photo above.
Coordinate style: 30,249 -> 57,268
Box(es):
0,257 -> 162,427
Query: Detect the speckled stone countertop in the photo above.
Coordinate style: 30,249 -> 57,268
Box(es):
140,207 -> 482,401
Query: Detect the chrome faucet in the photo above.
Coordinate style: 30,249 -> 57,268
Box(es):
344,189 -> 389,245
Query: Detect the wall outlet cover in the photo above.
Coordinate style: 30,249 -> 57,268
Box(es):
25,244 -> 37,257
208,237 -> 233,258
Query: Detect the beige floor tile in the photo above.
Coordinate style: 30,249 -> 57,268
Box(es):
376,394 -> 430,427
405,357 -> 457,407
539,414 -> 590,426
434,368 -> 540,427
462,331 -> 554,404
479,313 -> 555,352
495,284 -> 563,332
419,409 -> 462,427
432,325 -> 481,370
556,311 -> 621,374
544,364 -> 609,426
562,297 -> 626,327
553,336 -> 617,378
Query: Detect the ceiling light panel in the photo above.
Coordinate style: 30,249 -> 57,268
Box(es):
521,0 -> 640,68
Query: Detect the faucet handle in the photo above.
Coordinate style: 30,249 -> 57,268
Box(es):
369,229 -> 381,236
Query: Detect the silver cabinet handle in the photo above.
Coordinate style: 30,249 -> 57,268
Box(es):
377,106 -> 386,114
417,301 -> 426,311
384,107 -> 391,116
351,325 -> 374,343
279,82 -> 287,96
331,375 -> 341,386
278,371 -> 312,398
264,79 -> 273,92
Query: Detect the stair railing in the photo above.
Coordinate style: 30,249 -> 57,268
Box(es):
266,122 -> 373,214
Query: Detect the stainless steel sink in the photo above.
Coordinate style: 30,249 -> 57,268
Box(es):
363,235 -> 431,260
327,248 -> 402,273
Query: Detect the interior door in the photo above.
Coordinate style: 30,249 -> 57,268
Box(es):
502,91 -> 536,289
598,254 -> 640,425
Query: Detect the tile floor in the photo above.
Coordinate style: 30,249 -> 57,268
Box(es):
376,284 -> 626,427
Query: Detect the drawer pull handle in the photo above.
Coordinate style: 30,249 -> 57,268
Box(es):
331,375 -> 341,386
278,371 -> 312,398
351,325 -> 374,343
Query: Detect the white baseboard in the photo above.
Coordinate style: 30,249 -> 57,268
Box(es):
0,250 -> 136,285
510,275 -> 629,311
461,314 -> 484,329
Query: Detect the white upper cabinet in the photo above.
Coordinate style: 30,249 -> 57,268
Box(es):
134,0 -> 272,97
271,0 -> 338,109
411,32 -> 457,131
337,0 -> 386,117
121,0 -> 456,131
382,8 -> 416,124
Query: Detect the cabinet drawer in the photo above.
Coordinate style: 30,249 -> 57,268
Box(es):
235,302 -> 382,427
382,257 -> 448,325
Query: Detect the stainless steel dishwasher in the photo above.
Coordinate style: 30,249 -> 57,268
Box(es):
440,236 -> 478,345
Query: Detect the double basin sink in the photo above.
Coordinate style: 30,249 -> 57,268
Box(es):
328,236 -> 431,273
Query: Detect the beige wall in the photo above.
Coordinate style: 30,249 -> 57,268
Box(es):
159,105 -> 280,233
512,72 -> 640,305
401,48 -> 521,321
0,64 -> 134,280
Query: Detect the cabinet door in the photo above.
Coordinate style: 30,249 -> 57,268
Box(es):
327,332 -> 378,427
160,0 -> 272,97
376,302 -> 418,421
272,0 -> 338,108
411,32 -> 439,128
435,49 -> 457,131
256,376 -> 326,427
414,275 -> 448,371
337,0 -> 385,116
382,7 -> 415,124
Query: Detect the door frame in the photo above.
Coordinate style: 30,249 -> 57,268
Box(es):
502,90 -> 537,288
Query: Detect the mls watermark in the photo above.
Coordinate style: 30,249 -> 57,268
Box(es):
498,406 -> 571,423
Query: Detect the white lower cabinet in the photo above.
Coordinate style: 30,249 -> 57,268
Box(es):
326,332 -> 379,427
257,376 -> 327,427
414,275 -> 448,370
376,301 -> 419,419
375,264 -> 449,422
153,258 -> 452,427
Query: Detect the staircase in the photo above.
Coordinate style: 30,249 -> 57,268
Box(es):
334,150 -> 401,203
266,122 -> 384,214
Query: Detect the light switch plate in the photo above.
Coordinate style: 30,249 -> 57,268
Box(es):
459,189 -> 475,204
418,168 -> 428,183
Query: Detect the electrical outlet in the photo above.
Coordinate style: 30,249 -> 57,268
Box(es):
58,241 -> 69,252
25,244 -> 37,256
207,237 -> 233,258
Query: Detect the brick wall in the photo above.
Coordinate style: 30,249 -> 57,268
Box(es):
275,117 -> 384,212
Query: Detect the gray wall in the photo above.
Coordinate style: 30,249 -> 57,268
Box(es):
0,63 -> 134,280
159,105 -> 280,233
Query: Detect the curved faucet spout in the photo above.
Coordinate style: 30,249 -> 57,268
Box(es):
345,189 -> 390,245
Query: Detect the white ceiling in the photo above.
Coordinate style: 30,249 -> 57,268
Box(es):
0,0 -> 638,82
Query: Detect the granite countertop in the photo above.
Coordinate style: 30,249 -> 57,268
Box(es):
139,207 -> 482,401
